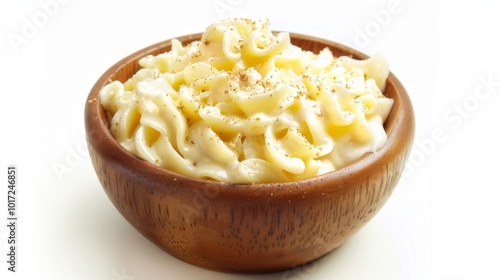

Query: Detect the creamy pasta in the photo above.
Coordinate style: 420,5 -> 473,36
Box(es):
100,18 -> 393,183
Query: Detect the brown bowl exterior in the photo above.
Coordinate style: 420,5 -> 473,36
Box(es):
85,33 -> 415,273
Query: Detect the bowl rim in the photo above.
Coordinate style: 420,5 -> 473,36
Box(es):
85,32 -> 415,197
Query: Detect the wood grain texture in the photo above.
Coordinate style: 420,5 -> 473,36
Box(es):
85,33 -> 415,273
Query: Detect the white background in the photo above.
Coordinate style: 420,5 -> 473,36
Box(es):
1,0 -> 499,279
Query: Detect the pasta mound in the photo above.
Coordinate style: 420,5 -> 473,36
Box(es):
100,18 -> 393,183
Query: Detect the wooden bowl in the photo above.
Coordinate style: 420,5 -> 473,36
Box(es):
85,32 -> 415,273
